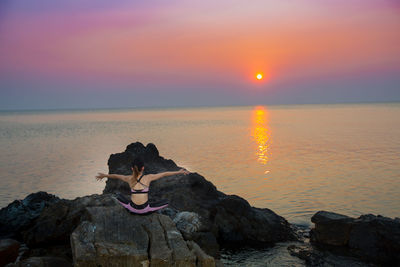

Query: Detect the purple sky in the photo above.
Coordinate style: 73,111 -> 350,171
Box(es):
0,0 -> 399,110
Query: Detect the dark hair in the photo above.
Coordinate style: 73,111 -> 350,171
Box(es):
131,158 -> 144,178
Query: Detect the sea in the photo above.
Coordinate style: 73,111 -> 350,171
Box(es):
1,103 -> 399,265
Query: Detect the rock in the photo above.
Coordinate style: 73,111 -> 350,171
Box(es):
0,192 -> 60,240
287,244 -> 376,267
70,205 -> 211,266
187,240 -> 215,267
103,142 -> 180,195
161,209 -> 220,257
0,239 -> 20,266
348,214 -> 400,264
21,194 -> 116,247
103,142 -> 297,247
310,210 -> 400,265
288,244 -> 325,266
0,142 -> 298,265
22,244 -> 72,263
173,211 -> 201,240
158,214 -> 197,266
310,211 -> 354,246
190,231 -> 220,259
5,256 -> 71,267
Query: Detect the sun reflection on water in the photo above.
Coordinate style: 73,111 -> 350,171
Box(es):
251,106 -> 271,165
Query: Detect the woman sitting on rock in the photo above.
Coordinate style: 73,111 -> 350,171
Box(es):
95,158 -> 190,214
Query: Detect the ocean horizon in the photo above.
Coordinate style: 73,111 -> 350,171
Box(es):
1,100 -> 399,114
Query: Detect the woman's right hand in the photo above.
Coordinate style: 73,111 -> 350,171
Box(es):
95,173 -> 107,181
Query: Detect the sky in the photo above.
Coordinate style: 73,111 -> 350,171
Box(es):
0,0 -> 399,110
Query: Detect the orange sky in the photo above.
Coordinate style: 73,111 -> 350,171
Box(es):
0,0 -> 399,109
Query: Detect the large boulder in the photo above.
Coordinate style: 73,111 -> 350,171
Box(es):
310,211 -> 354,246
70,205 -> 215,267
103,142 -> 179,195
310,210 -> 400,265
0,192 -> 60,240
103,142 -> 298,246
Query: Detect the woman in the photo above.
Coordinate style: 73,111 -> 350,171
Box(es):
95,158 -> 190,214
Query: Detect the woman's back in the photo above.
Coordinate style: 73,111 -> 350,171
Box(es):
129,174 -> 149,205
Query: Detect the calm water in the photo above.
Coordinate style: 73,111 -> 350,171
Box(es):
1,103 -> 399,226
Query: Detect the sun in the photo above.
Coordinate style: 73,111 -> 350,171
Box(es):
256,73 -> 263,80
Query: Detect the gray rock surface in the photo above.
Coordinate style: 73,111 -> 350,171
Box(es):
173,211 -> 201,240
187,241 -> 215,267
70,205 -> 212,266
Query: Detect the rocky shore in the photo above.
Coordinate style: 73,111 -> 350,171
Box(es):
1,142 -> 399,266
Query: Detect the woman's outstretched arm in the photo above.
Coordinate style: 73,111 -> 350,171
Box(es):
149,168 -> 190,182
95,172 -> 130,183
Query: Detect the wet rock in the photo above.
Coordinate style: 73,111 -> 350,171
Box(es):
0,239 -> 20,266
103,142 -> 297,247
288,244 -> 376,267
70,205 -> 210,266
288,244 -> 324,266
310,210 -> 400,265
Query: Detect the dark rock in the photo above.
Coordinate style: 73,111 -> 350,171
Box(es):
21,194 -> 116,247
103,142 -> 180,195
103,142 -> 298,247
0,239 -> 20,266
310,210 -> 400,265
191,231 -> 220,259
70,205 -> 210,266
5,256 -> 71,267
348,214 -> 400,265
288,244 -> 376,267
0,192 -> 60,240
288,244 -> 325,266
310,211 -> 354,246
22,244 -> 72,263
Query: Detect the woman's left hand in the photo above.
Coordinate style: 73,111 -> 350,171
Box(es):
178,168 -> 190,175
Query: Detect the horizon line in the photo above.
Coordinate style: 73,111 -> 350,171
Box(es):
1,100 -> 399,113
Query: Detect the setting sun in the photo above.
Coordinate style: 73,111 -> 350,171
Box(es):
256,73 -> 263,80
